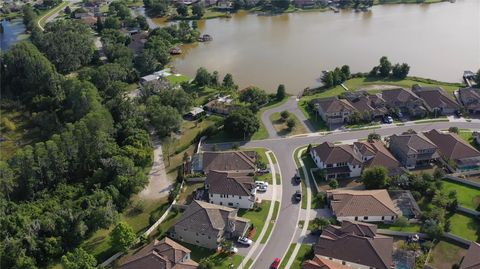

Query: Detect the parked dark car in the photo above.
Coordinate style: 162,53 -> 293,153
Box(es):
294,172 -> 301,184
294,190 -> 302,202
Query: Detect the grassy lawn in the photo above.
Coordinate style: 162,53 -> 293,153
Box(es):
172,115 -> 223,154
261,201 -> 280,244
252,97 -> 290,140
459,130 -> 480,150
442,180 -> 480,210
174,241 -> 244,269
248,147 -> 272,185
166,74 -> 191,84
279,244 -> 295,269
377,223 -> 421,233
177,182 -> 204,205
298,100 -> 328,131
269,112 -> 308,136
293,147 -> 310,209
278,244 -> 312,269
238,200 -> 272,241
427,240 -> 467,269
447,213 -> 480,242
82,197 -> 169,261
268,152 -> 277,164
0,106 -> 39,161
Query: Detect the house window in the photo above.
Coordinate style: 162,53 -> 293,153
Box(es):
363,216 -> 368,220
220,202 -> 222,205
210,194 -> 213,197
342,261 -> 346,265
196,240 -> 199,244
239,196 -> 242,199
184,228 -> 188,231
208,236 -> 211,239
228,202 -> 233,206
382,216 -> 385,221
355,217 -> 358,221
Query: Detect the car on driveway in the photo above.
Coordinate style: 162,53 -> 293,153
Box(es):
229,247 -> 238,254
271,258 -> 281,269
383,116 -> 393,124
257,184 -> 267,192
294,190 -> 302,202
257,168 -> 270,174
237,236 -> 253,246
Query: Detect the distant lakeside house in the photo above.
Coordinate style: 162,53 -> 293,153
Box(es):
378,88 -> 427,118
169,200 -> 250,249
411,85 -> 459,115
312,97 -> 356,126
458,87 -> 480,114
309,140 -> 403,180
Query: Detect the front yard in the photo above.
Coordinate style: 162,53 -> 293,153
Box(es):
238,200 -> 272,241
279,244 -> 313,269
177,241 -> 246,269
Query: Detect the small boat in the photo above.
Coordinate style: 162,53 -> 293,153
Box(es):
197,34 -> 213,42
170,47 -> 182,55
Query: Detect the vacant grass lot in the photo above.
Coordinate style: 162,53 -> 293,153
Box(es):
238,200 -> 272,241
270,112 -> 308,136
447,213 -> 480,242
442,180 -> 480,210
252,97 -> 289,140
427,240 -> 467,269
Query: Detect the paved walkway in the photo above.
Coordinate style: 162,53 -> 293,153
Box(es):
138,137 -> 173,199
261,96 -> 315,138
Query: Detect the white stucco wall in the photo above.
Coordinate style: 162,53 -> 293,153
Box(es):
209,193 -> 255,209
337,215 -> 396,223
317,255 -> 373,269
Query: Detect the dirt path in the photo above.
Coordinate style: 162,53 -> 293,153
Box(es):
138,137 -> 173,199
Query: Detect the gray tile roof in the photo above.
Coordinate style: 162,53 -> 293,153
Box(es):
202,151 -> 257,173
424,129 -> 480,161
460,242 -> 480,269
389,131 -> 438,155
205,171 -> 255,197
327,189 -> 400,218
412,85 -> 459,112
312,142 -> 363,166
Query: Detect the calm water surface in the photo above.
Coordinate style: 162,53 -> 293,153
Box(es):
1,19 -> 26,52
171,0 -> 480,93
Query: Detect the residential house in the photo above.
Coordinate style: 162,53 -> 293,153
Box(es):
118,237 -> 198,269
353,140 -> 405,176
343,91 -> 388,120
310,142 -> 363,179
458,87 -> 480,114
169,200 -> 250,249
411,85 -> 459,115
314,221 -> 393,269
140,69 -> 171,86
424,129 -> 480,171
128,31 -> 148,55
191,151 -> 257,174
205,170 -> 256,209
203,96 -> 237,115
311,97 -> 356,126
388,131 -> 439,169
303,255 -> 350,269
460,242 -> 480,269
185,107 -> 205,120
379,88 -> 427,118
326,189 -> 400,222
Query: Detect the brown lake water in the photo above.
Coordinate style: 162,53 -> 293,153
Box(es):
168,0 -> 480,93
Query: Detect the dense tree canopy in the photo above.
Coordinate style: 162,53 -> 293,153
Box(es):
34,20 -> 94,73
239,86 -> 269,111
361,166 -> 389,189
224,107 -> 260,139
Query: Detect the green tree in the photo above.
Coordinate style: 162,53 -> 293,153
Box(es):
392,63 -> 410,79
192,3 -> 204,18
362,166 -> 389,189
367,133 -> 381,142
176,4 -> 188,16
448,126 -> 459,134
421,219 -> 444,240
287,118 -> 296,130
224,107 -> 260,139
135,49 -> 161,75
104,16 -> 122,29
378,56 -> 392,77
340,65 -> 351,80
222,73 -> 237,90
110,222 -> 136,252
61,248 -> 97,269
394,216 -> 409,227
280,110 -> 290,121
329,179 -> 338,189
239,86 -> 269,108
272,0 -> 290,9
147,104 -> 182,137
35,20 -> 94,73
321,71 -> 334,88
194,67 -> 211,87
276,84 -> 286,101
0,161 -> 15,200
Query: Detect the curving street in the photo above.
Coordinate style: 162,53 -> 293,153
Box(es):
205,110 -> 480,269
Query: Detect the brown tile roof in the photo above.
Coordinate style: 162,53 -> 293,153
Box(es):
412,85 -> 459,111
380,88 -> 421,104
460,242 -> 480,269
327,189 -> 400,218
202,151 -> 256,172
424,129 -> 480,161
315,221 -> 393,269
459,87 -> 480,111
312,142 -> 363,166
119,237 -> 198,269
303,255 -> 351,269
173,200 -> 249,235
313,97 -> 356,114
354,141 -> 401,169
344,92 -> 388,117
389,131 -> 438,155
205,170 -> 255,196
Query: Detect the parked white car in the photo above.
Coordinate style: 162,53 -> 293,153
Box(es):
257,184 -> 267,192
255,181 -> 269,187
237,236 -> 253,246
230,247 -> 239,254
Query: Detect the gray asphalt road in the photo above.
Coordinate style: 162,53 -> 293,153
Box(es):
205,121 -> 480,269
261,97 -> 315,138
